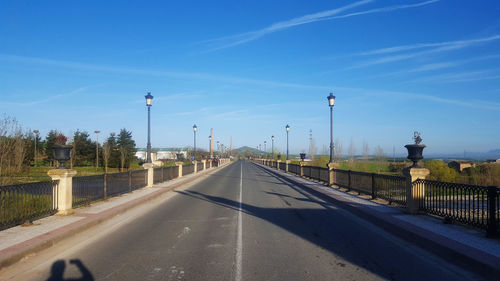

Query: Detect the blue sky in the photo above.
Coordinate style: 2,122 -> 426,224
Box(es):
1,0 -> 499,156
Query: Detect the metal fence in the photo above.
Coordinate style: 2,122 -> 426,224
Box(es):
374,174 -> 407,206
415,179 -> 499,234
153,167 -> 163,184
183,164 -> 195,175
73,175 -> 105,208
197,162 -> 204,171
131,170 -> 147,190
288,164 -> 300,175
163,166 -> 178,181
106,172 -> 130,197
279,162 -> 286,170
0,180 -> 58,230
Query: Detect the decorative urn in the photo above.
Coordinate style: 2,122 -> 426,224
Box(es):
53,134 -> 72,169
300,153 -> 306,162
405,132 -> 426,168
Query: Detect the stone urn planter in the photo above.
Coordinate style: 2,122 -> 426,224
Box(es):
405,132 -> 425,168
53,144 -> 73,169
176,153 -> 184,160
300,153 -> 306,162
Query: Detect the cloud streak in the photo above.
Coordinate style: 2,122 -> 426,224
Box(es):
199,0 -> 439,52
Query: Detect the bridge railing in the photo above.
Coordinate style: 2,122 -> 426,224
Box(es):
256,159 -> 499,236
0,158 -> 231,230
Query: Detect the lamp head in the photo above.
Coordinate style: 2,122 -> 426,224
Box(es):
145,92 -> 153,106
327,92 -> 336,107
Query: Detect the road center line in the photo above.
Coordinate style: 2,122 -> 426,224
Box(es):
235,162 -> 243,281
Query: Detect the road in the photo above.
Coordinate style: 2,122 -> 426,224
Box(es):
1,160 -> 482,281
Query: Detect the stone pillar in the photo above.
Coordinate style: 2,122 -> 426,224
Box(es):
208,160 -> 212,168
328,163 -> 339,186
285,160 -> 291,173
276,160 -> 281,171
143,163 -> 154,187
202,160 -> 206,170
299,162 -> 306,177
48,169 -> 77,215
193,161 -> 198,173
403,167 -> 430,214
175,162 -> 183,178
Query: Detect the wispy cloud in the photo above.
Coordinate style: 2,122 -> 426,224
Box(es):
199,0 -> 372,52
351,34 -> 500,68
0,53 -> 331,91
0,86 -> 88,107
200,0 -> 440,52
402,70 -> 500,84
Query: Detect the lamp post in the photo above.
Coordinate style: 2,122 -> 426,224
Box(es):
271,136 -> 275,159
145,92 -> 153,163
264,141 -> 267,156
33,130 -> 39,166
209,136 -> 212,158
193,124 -> 197,159
327,93 -> 336,164
286,124 -> 290,160
94,130 -> 100,168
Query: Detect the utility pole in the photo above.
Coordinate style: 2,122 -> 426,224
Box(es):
95,130 -> 100,168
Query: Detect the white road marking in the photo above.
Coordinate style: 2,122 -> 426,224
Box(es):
235,162 -> 243,281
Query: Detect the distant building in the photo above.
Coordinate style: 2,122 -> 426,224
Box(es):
135,148 -> 188,161
448,161 -> 476,172
486,159 -> 500,164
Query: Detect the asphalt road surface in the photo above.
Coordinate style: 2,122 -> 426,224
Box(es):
1,161 -> 483,281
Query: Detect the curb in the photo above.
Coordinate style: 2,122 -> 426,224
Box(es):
0,162 -> 234,270
253,162 -> 500,278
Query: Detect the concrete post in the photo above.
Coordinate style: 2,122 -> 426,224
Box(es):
143,163 -> 154,187
403,167 -> 430,214
299,162 -> 306,177
276,160 -> 281,171
202,160 -> 206,170
193,161 -> 198,173
175,162 -> 183,178
208,160 -> 212,169
328,163 -> 339,187
48,169 -> 77,215
285,160 -> 290,173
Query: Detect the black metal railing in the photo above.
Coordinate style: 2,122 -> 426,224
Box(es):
288,164 -> 300,175
0,180 -> 58,230
153,167 -> 163,184
163,166 -> 178,181
197,162 -> 204,171
106,172 -> 130,197
73,175 -> 105,207
415,179 -> 499,235
373,174 -> 407,206
131,170 -> 147,190
183,164 -> 195,175
279,162 -> 286,170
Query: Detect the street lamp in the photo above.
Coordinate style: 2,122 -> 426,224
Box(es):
286,124 -> 290,160
145,92 -> 153,163
264,141 -> 267,155
33,130 -> 39,166
193,124 -> 197,159
271,136 -> 275,159
94,130 -> 100,168
209,136 -> 212,158
327,92 -> 336,164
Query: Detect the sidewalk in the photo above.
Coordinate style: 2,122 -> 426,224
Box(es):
255,162 -> 500,276
0,162 -> 232,269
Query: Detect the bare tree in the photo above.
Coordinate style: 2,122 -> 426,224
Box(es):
362,141 -> 369,159
102,142 -> 111,173
334,138 -> 343,162
119,146 -> 127,172
375,145 -> 386,161
348,138 -> 355,164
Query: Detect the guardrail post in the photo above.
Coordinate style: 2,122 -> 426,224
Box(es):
103,173 -> 107,199
276,160 -> 281,171
299,162 -> 305,177
371,173 -> 376,199
176,162 -> 183,178
202,160 -> 206,170
48,169 -> 77,215
328,163 -> 337,187
403,167 -> 430,214
285,160 -> 290,173
487,186 -> 498,237
128,170 -> 132,192
143,163 -> 154,187
193,161 -> 198,173
348,170 -> 352,191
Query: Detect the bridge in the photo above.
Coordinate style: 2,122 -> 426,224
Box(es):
0,160 -> 498,280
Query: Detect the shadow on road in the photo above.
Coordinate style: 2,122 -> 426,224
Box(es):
175,161 -> 485,281
46,259 -> 94,281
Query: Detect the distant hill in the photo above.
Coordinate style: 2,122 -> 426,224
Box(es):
233,146 -> 263,155
427,149 -> 500,160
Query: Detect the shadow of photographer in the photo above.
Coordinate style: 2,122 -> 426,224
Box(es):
46,259 -> 94,281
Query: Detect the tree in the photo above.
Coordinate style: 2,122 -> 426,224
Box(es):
348,138 -> 355,164
71,130 -> 94,166
374,145 -> 386,161
116,129 -> 136,170
45,130 -> 59,166
424,160 -> 457,182
102,141 -> 111,173
362,141 -> 369,159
